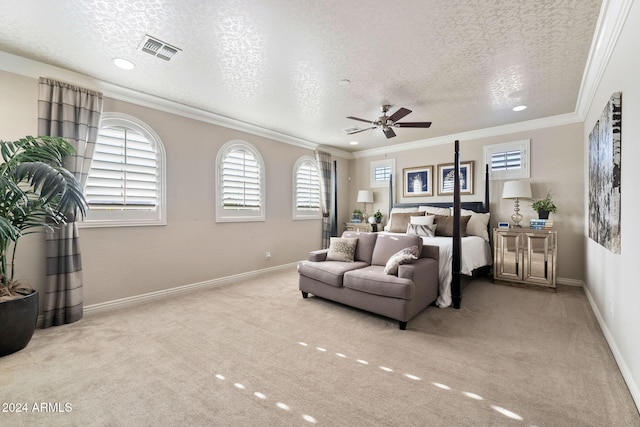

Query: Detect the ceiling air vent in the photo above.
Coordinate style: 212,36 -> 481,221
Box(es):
139,35 -> 181,61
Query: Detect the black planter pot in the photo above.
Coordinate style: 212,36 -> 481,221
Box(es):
0,290 -> 39,357
538,210 -> 550,220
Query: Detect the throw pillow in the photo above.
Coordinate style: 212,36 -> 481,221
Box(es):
433,215 -> 472,237
387,212 -> 426,233
409,214 -> 435,226
406,223 -> 437,238
384,246 -> 420,275
383,207 -> 419,231
461,209 -> 491,241
326,237 -> 358,262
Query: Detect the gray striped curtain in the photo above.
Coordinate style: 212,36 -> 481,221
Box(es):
37,78 -> 103,327
315,150 -> 332,249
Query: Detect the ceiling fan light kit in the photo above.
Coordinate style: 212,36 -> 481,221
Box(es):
346,104 -> 431,139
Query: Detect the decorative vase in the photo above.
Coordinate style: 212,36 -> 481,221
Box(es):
538,210 -> 550,220
0,290 -> 39,357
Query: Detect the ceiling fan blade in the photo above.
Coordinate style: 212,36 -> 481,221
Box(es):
347,126 -> 376,135
346,116 -> 374,124
383,127 -> 396,138
387,107 -> 412,123
394,121 -> 432,128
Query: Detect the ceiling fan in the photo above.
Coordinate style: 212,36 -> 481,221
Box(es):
346,104 -> 432,139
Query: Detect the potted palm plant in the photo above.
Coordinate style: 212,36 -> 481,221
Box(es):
0,136 -> 87,357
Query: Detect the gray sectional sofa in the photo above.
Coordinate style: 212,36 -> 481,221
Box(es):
297,231 -> 439,330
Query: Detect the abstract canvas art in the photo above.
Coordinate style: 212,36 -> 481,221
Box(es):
588,92 -> 622,254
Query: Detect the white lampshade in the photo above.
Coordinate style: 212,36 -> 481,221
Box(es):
502,181 -> 532,199
356,190 -> 374,203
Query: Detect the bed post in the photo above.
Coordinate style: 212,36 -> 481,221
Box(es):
388,174 -> 393,220
485,163 -> 490,212
452,140 -> 462,309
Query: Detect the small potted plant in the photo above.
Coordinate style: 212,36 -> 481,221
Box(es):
531,191 -> 557,219
374,210 -> 383,224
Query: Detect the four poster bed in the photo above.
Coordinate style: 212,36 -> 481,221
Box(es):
382,141 -> 492,308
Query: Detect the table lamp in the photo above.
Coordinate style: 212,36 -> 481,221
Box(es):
502,180 -> 532,228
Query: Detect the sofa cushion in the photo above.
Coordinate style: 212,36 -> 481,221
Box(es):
326,237 -> 358,262
342,231 -> 378,264
297,260 -> 369,287
344,266 -> 416,300
371,234 -> 423,266
384,246 -> 420,275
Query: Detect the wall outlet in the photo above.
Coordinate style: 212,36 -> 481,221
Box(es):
265,251 -> 271,260
610,300 -> 614,318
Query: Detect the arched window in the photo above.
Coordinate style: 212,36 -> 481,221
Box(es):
293,156 -> 321,220
82,113 -> 166,227
216,140 -> 265,222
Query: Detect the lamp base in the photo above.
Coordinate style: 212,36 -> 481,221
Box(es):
511,199 -> 523,228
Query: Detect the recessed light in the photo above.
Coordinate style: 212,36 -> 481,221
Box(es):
512,105 -> 527,112
113,58 -> 135,70
339,79 -> 351,86
349,141 -> 359,145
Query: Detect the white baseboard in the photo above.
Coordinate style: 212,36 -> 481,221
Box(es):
36,263 -> 296,326
582,284 -> 640,413
557,277 -> 585,287
84,262 -> 297,315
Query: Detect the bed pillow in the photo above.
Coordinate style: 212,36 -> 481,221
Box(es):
406,223 -> 437,238
387,212 -> 426,233
383,207 -> 419,231
433,215 -> 472,237
326,237 -> 358,262
410,214 -> 435,226
384,246 -> 420,275
461,209 -> 491,241
418,205 -> 451,216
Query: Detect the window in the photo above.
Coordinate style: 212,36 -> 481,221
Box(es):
82,113 -> 166,227
484,139 -> 530,180
216,140 -> 265,222
370,158 -> 396,188
292,156 -> 321,220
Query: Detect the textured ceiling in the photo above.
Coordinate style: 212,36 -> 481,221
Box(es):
0,0 -> 602,152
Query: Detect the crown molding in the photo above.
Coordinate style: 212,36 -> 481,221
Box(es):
6,0 -> 629,168
0,50 -> 353,160
575,0 -> 634,120
352,112 -> 582,159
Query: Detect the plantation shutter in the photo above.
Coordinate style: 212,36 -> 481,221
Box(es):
491,150 -> 522,172
373,165 -> 392,183
86,126 -> 158,210
222,148 -> 261,210
484,140 -> 530,180
296,160 -> 320,211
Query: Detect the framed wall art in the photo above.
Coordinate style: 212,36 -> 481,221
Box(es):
588,91 -> 621,254
437,161 -> 474,195
403,165 -> 433,197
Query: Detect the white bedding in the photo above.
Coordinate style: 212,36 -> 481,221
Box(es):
381,233 -> 492,308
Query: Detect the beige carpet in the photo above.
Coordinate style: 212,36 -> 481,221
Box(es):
2,269 -> 639,426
